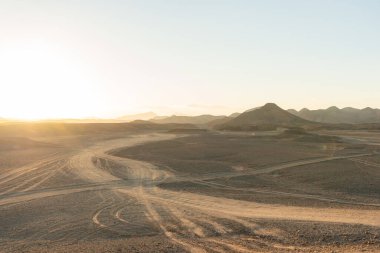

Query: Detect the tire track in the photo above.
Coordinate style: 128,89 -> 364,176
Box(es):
2,133 -> 379,252
191,179 -> 380,207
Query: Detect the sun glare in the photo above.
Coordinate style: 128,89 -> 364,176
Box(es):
0,42 -> 100,120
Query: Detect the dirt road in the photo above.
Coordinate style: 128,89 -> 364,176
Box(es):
0,133 -> 379,252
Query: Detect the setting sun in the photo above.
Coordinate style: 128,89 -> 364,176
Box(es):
0,1 -> 380,252
0,41 -> 101,120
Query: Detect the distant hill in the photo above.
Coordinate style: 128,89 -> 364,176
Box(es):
206,116 -> 231,128
216,103 -> 317,131
117,112 -> 157,122
206,112 -> 242,128
151,114 -> 226,125
229,112 -> 240,118
288,106 -> 380,124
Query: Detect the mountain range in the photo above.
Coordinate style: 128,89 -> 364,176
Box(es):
288,106 -> 380,124
2,105 -> 380,126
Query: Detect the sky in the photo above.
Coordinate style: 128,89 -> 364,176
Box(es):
0,0 -> 379,119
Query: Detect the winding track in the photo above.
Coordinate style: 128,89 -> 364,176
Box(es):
0,133 -> 379,252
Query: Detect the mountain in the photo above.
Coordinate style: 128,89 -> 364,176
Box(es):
117,112 -> 157,122
151,114 -> 226,125
288,106 -> 380,124
229,112 -> 240,118
205,113 -> 240,128
216,103 -> 317,131
287,109 -> 298,115
206,116 -> 231,128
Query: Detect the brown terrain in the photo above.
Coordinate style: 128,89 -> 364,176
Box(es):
0,122 -> 379,252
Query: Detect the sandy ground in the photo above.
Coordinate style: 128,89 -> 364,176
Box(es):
0,130 -> 379,252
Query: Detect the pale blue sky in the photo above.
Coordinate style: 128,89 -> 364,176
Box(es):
0,0 -> 379,119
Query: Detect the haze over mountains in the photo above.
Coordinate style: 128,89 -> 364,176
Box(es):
151,115 -> 226,125
288,107 -> 380,124
117,112 -> 157,122
148,104 -> 380,126
1,104 -> 380,127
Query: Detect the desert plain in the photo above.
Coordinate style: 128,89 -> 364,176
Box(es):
0,125 -> 379,253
